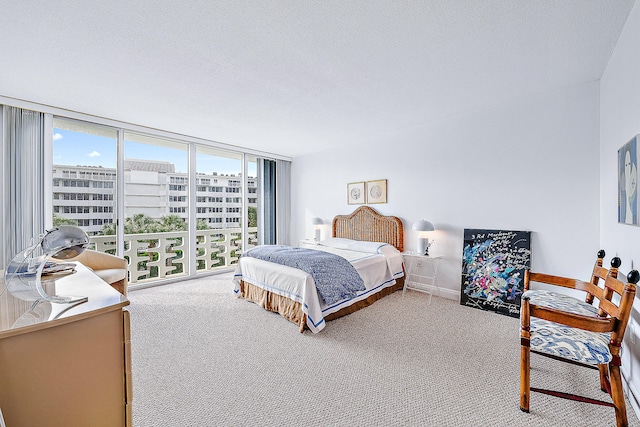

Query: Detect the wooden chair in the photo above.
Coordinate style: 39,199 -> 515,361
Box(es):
520,254 -> 639,427
74,250 -> 129,296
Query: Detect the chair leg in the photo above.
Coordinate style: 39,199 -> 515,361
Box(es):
520,339 -> 530,412
609,363 -> 628,427
598,364 -> 610,392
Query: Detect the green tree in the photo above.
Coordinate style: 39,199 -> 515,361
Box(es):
53,214 -> 78,227
101,214 -> 210,235
159,214 -> 187,232
196,219 -> 210,230
101,213 -> 162,235
248,206 -> 257,227
101,221 -> 116,235
125,213 -> 163,234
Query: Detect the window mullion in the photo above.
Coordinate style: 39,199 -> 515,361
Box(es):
241,154 -> 248,254
116,128 -> 125,257
188,143 -> 197,276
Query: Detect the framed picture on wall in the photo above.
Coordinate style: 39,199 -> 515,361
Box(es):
347,181 -> 365,205
366,179 -> 387,204
619,135 -> 638,225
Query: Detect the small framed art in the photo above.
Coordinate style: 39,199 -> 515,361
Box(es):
366,179 -> 387,204
347,181 -> 365,205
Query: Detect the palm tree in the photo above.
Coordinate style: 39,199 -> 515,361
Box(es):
53,213 -> 78,227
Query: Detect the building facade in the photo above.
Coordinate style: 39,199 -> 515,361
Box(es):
52,159 -> 257,235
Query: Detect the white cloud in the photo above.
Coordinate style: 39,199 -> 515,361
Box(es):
87,151 -> 101,158
53,133 -> 63,141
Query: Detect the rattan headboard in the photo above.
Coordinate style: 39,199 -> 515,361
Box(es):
332,206 -> 404,252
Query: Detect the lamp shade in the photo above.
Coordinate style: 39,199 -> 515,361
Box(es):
412,220 -> 434,232
311,217 -> 324,225
41,225 -> 89,259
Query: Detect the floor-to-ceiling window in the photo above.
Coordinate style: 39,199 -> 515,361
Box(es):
194,146 -> 248,273
123,132 -> 189,283
52,118 -> 118,240
3,106 -> 288,287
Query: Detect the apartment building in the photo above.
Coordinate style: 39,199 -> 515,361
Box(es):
53,158 -> 257,235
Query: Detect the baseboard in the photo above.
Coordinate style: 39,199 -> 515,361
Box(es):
405,285 -> 459,301
436,287 -> 459,301
623,371 -> 640,422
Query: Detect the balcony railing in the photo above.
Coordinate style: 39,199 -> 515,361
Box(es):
89,227 -> 258,285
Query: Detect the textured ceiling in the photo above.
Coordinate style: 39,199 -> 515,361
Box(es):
0,1 -> 635,158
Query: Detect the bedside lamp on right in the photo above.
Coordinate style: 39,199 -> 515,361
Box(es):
412,219 -> 435,256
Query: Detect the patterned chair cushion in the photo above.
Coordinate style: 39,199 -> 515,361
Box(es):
529,318 -> 612,365
523,289 -> 599,316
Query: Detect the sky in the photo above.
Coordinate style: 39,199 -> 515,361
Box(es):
53,129 -> 257,176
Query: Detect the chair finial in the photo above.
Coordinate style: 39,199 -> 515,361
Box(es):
597,249 -> 605,258
611,257 -> 622,268
628,270 -> 640,285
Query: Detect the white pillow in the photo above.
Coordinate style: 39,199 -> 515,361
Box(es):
319,238 -> 393,254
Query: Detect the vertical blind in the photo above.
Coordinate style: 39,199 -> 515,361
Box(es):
275,159 -> 291,245
258,158 -> 291,246
2,106 -> 46,268
260,159 -> 277,245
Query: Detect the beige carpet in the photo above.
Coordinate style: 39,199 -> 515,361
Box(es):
128,274 -> 640,426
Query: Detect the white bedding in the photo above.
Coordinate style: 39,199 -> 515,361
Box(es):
233,238 -> 404,333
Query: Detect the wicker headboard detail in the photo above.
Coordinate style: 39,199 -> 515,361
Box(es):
332,206 -> 404,252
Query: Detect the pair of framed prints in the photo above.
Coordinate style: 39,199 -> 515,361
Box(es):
347,179 -> 387,205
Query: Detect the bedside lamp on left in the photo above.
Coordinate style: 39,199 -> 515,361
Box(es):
311,217 -> 324,241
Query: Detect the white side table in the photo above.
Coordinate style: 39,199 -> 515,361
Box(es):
401,252 -> 443,304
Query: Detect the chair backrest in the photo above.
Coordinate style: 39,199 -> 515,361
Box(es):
524,250 -> 618,307
593,255 -> 621,317
566,250 -> 621,317
599,269 -> 638,345
585,249 -> 614,305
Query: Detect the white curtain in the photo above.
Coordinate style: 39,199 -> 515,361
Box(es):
2,106 -> 46,268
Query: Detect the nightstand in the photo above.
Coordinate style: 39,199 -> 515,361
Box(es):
299,239 -> 319,248
401,252 -> 443,304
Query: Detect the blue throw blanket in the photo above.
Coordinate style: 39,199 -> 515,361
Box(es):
243,245 -> 365,305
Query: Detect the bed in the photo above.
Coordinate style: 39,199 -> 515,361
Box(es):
232,206 -> 405,333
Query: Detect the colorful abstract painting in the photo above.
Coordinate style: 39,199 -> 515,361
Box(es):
460,229 -> 531,318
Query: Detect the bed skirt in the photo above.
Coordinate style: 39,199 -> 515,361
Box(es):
238,277 -> 405,333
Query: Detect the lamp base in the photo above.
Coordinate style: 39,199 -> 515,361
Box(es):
43,295 -> 89,304
417,237 -> 430,256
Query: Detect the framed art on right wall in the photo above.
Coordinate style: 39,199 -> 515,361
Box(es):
619,135 -> 638,225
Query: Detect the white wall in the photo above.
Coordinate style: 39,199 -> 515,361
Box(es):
291,81 -> 601,300
600,1 -> 640,415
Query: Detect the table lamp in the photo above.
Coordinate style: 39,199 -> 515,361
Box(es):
4,225 -> 90,304
311,217 -> 324,241
412,220 -> 435,256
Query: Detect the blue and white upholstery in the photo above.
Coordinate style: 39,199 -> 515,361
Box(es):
528,318 -> 612,365
522,289 -> 599,316
523,289 -> 610,365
